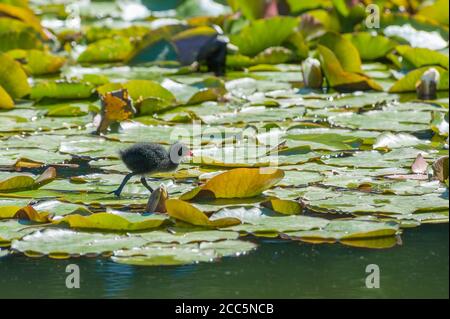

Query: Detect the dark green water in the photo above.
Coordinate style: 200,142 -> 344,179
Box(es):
0,224 -> 448,299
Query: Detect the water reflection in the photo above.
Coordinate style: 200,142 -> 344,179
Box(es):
95,260 -> 135,298
0,224 -> 448,298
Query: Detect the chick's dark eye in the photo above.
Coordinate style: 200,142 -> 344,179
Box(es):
178,148 -> 183,156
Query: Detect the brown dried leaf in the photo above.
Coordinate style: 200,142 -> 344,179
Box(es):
146,185 -> 169,214
432,156 -> 449,182
96,89 -> 135,134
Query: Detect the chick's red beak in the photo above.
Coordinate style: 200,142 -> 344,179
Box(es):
188,150 -> 193,157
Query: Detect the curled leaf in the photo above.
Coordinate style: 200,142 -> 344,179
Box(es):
317,45 -> 382,91
146,185 -> 169,213
14,206 -> 50,223
319,32 -> 362,73
432,156 -> 449,182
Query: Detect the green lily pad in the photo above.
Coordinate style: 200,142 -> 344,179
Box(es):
0,148 -> 71,167
227,0 -> 266,20
416,0 -> 449,25
39,102 -> 96,117
32,200 -> 92,217
279,170 -> 324,187
0,18 -> 42,51
200,105 -> 305,125
286,128 -> 377,151
84,25 -> 150,43
123,79 -> 176,103
226,215 -> 330,234
319,32 -> 362,73
0,220 -> 41,245
230,17 -> 298,56
328,109 -> 431,132
344,32 -> 397,61
30,81 -> 95,100
396,46 -> 449,70
301,91 -> 397,110
321,174 -> 444,195
208,207 -> 264,224
302,186 -> 449,221
0,0 -> 448,268
285,219 -> 399,240
322,148 -> 430,168
112,239 -> 257,266
389,66 -> 449,93
78,37 -> 134,63
252,46 -> 294,65
55,212 -> 167,231
6,49 -> 66,75
373,132 -> 428,150
11,228 -> 148,257
138,229 -> 240,244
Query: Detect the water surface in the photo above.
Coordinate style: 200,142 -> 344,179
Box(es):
1,224 -> 448,299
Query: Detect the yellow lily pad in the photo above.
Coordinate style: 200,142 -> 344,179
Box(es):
180,168 -> 285,200
0,85 -> 14,109
166,199 -> 241,228
0,205 -> 50,222
0,206 -> 22,219
0,167 -> 56,193
0,52 -> 31,98
14,206 -> 50,223
54,212 -> 167,231
6,49 -> 66,75
262,198 -> 302,215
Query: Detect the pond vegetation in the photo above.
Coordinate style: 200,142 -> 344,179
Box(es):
0,0 -> 448,274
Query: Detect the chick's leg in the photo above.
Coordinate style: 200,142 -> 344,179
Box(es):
140,176 -> 154,193
109,172 -> 136,197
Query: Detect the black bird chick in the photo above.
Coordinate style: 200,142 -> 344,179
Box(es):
110,142 -> 192,197
196,35 -> 228,76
